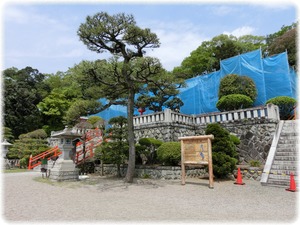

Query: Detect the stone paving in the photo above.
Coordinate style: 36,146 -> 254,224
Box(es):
1,171 -> 298,223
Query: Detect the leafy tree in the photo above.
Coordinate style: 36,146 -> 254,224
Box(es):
217,94 -> 253,111
268,27 -> 297,69
7,129 -> 48,165
217,74 -> 257,111
95,116 -> 128,177
218,74 -> 257,100
135,71 -> 185,112
266,96 -> 297,120
157,142 -> 181,166
205,123 -> 238,178
77,12 -> 166,183
3,67 -> 49,138
3,127 -> 15,143
173,34 -> 266,79
136,138 -> 163,164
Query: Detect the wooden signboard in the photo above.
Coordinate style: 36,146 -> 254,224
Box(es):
179,135 -> 214,188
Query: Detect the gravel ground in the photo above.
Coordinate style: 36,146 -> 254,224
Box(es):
1,171 -> 298,224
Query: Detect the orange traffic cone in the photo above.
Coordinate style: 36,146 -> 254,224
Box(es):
234,168 -> 245,185
286,172 -> 297,192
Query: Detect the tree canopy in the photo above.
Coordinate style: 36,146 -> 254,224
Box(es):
77,11 -> 167,183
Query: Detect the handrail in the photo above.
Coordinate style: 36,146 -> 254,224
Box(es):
75,128 -> 103,165
28,146 -> 61,170
133,104 -> 280,126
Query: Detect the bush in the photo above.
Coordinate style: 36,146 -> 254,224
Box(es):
218,74 -> 257,101
216,94 -> 253,111
136,138 -> 163,164
157,142 -> 181,166
212,152 -> 238,178
266,96 -> 296,120
205,123 -> 239,178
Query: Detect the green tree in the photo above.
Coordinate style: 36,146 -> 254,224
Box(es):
173,34 -> 266,79
3,67 -> 49,138
78,12 -> 164,183
135,71 -> 185,112
7,129 -> 48,167
218,74 -> 257,101
268,27 -> 297,69
95,116 -> 128,177
205,123 -> 238,178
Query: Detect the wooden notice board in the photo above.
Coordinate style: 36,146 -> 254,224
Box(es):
179,135 -> 214,188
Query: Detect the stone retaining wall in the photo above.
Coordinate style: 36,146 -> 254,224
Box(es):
134,118 -> 278,164
95,164 -> 263,181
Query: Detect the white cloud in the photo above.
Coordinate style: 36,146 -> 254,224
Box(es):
223,26 -> 255,37
144,20 -> 208,70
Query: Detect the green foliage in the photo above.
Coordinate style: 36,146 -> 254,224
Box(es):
218,74 -> 257,101
216,94 -> 253,111
266,96 -> 297,120
136,138 -> 163,164
230,134 -> 241,146
266,22 -> 297,68
3,67 -> 49,138
173,34 -> 266,79
3,127 -> 14,143
7,129 -> 49,160
138,138 -> 163,148
64,99 -> 102,125
94,116 -> 128,177
249,160 -> 261,167
157,142 -> 181,166
212,152 -> 238,178
205,123 -> 239,178
87,116 -> 105,128
135,71 -> 185,112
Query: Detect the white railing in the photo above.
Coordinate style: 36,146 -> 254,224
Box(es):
133,104 -> 280,126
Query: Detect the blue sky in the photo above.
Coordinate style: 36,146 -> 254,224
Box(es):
1,1 -> 298,74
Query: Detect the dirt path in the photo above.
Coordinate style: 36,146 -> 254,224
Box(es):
1,171 -> 298,223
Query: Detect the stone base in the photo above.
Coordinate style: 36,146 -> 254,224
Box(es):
49,159 -> 79,181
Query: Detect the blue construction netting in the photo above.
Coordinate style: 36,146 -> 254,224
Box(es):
94,48 -> 297,120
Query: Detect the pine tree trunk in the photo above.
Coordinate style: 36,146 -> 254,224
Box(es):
125,88 -> 135,183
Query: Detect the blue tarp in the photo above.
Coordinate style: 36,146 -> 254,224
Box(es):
94,49 -> 297,120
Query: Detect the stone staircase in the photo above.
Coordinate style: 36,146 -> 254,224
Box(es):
261,120 -> 298,187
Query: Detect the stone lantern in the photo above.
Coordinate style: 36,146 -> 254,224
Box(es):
49,117 -> 93,181
1,139 -> 12,158
1,139 -> 12,169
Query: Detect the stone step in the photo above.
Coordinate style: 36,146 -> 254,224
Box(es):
278,139 -> 298,145
266,178 -> 290,187
275,151 -> 298,156
269,170 -> 297,176
277,146 -> 298,151
274,156 -> 298,161
276,144 -> 299,152
271,164 -> 297,170
272,160 -> 297,165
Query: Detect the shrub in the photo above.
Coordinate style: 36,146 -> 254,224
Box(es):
205,123 -> 239,178
212,152 -> 238,178
218,74 -> 257,101
157,142 -> 181,166
266,96 -> 296,120
136,138 -> 163,164
216,94 -> 253,111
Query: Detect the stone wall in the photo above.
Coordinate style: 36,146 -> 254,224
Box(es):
134,118 -> 278,164
95,164 -> 263,181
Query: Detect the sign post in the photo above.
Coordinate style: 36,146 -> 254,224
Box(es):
179,135 -> 214,188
